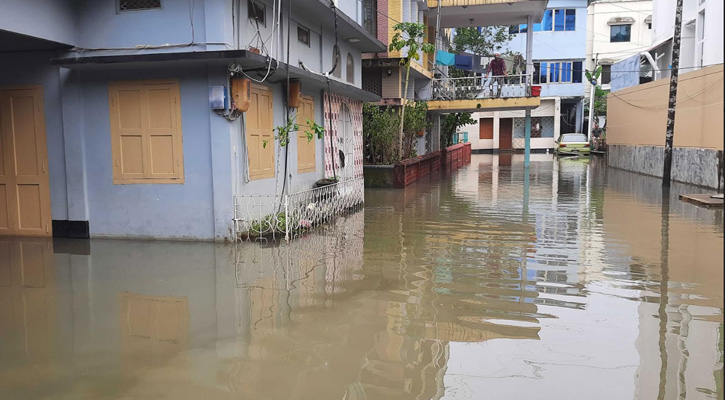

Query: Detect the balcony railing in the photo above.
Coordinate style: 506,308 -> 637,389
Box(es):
233,177 -> 365,242
431,74 -> 531,101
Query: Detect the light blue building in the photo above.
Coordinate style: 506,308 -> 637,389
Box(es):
469,0 -> 588,153
0,0 -> 382,241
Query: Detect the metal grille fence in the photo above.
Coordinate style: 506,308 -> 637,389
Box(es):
233,177 -> 365,241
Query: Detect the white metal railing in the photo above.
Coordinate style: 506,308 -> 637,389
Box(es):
432,74 -> 531,101
233,177 -> 365,241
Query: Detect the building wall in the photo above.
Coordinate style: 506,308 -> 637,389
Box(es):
652,0 -> 723,71
606,65 -> 723,150
586,0 -> 653,70
508,0 -> 588,99
606,65 -> 723,189
0,0 -> 78,45
76,0 -> 210,49
468,98 -> 561,151
77,66 -> 218,239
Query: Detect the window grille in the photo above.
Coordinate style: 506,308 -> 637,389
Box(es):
119,0 -> 161,11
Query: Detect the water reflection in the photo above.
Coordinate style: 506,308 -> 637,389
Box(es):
0,154 -> 721,399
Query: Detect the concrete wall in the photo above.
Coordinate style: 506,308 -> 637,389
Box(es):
606,65 -> 723,150
608,145 -> 723,190
0,0 -> 78,45
76,0 -> 209,49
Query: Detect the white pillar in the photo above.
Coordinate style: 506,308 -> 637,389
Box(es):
553,98 -> 561,142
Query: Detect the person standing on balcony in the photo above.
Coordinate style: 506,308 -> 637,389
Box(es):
485,53 -> 508,97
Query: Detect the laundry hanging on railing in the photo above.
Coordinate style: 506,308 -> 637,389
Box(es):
454,54 -> 474,71
435,50 -> 455,66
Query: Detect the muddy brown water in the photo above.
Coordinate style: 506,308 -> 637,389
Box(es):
0,155 -> 722,400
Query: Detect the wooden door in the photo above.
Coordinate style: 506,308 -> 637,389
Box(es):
0,87 -> 51,237
499,118 -> 513,150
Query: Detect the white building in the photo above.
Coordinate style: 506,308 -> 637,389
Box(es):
586,0 -> 653,91
650,0 -> 723,77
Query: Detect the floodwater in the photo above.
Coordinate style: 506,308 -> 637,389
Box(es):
0,154 -> 722,400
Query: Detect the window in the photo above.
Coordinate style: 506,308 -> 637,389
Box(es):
246,84 -> 275,180
550,62 -> 560,83
119,0 -> 161,11
248,0 -> 265,27
535,61 -> 581,83
517,9 -> 573,33
554,9 -> 565,31
610,25 -> 631,42
534,10 -> 553,31
565,9 -> 576,30
332,45 -> 341,78
297,96 -> 316,173
573,61 -> 583,83
479,118 -> 493,139
297,25 -> 310,46
346,53 -> 355,84
108,80 -> 184,184
696,10 -> 706,67
534,62 -> 548,84
600,64 -> 611,84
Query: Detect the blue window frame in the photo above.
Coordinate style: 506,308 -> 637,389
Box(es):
534,62 -> 548,84
554,9 -> 565,31
550,62 -> 560,82
565,9 -> 576,30
541,10 -> 553,31
562,62 -> 572,82
520,24 -> 527,33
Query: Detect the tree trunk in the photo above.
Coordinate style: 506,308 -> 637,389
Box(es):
399,62 -> 412,159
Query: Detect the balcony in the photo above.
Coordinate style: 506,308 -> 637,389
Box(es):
427,74 -> 541,112
425,0 -> 547,28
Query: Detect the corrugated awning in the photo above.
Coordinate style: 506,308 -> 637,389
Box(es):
608,16 -> 635,25
644,15 -> 652,24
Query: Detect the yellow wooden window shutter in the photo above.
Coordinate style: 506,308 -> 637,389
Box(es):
247,84 -> 275,180
109,80 -> 184,184
297,96 -> 316,173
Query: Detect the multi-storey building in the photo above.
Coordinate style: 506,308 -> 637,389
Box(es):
464,0 -> 589,154
0,0 -> 384,240
586,0 -> 653,91
362,0 -> 546,156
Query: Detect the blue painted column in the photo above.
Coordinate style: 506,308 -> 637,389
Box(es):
524,14 -> 534,169
524,109 -> 531,168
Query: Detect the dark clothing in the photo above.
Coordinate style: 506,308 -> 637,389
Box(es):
486,58 -> 507,76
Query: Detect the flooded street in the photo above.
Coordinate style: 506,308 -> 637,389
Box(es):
1,154 -> 722,400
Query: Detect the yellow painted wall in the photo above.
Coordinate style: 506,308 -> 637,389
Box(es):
606,65 -> 723,150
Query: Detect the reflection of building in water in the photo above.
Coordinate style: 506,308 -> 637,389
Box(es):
0,238 -> 56,393
600,167 -> 724,399
119,292 -> 189,370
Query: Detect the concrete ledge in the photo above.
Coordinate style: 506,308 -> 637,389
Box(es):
679,193 -> 724,208
607,144 -> 724,191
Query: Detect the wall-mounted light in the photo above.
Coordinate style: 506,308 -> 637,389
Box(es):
348,37 -> 360,43
386,68 -> 392,77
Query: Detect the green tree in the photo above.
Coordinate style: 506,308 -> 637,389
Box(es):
452,26 -> 515,56
389,22 -> 435,156
441,112 -> 475,148
363,104 -> 400,165
585,67 -> 609,137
